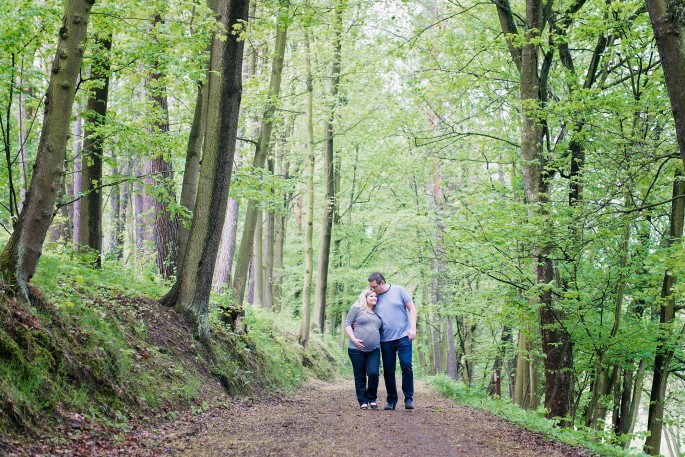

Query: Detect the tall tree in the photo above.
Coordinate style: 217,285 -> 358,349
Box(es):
495,0 -> 575,423
299,28 -> 315,346
177,82 -> 208,268
0,0 -> 95,295
646,0 -> 685,167
144,13 -> 178,279
313,0 -> 344,332
643,172 -> 685,455
161,0 -> 249,346
78,30 -> 112,267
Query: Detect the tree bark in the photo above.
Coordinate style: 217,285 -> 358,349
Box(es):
299,29 -> 315,346
72,108 -> 82,247
78,31 -> 112,267
253,210 -> 263,307
0,0 -> 95,294
212,197 -> 239,293
644,173 -> 685,455
108,161 -> 130,259
446,316 -> 457,380
177,81 -> 208,268
160,0 -> 249,346
262,200 -> 275,310
645,0 -> 685,166
133,161 -> 146,253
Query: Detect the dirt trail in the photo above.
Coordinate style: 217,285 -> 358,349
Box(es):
147,377 -> 594,457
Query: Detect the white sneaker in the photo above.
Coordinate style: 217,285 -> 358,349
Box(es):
360,403 -> 368,409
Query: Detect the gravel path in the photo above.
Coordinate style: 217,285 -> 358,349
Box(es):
149,377 -> 595,457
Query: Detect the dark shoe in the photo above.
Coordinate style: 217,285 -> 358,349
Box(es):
369,401 -> 378,409
384,402 -> 396,410
405,399 -> 414,409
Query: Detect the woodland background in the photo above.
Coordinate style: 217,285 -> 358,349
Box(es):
2,0 -> 685,455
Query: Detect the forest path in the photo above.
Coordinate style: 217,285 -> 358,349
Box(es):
148,377 -> 594,457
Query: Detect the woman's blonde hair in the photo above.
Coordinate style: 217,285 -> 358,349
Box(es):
353,288 -> 376,312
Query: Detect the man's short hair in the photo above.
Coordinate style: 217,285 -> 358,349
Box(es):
368,272 -> 385,283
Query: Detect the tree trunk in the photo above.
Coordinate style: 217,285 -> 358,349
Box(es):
160,0 -> 249,346
432,312 -> 442,374
514,329 -> 539,409
253,210 -> 263,307
262,204 -> 275,310
299,29 -> 315,346
645,0 -> 685,167
177,81 -> 208,268
108,161 -> 130,259
496,0 -> 574,424
625,360 -> 646,443
446,316 -> 457,380
273,189 -> 286,310
488,326 -> 512,397
313,0 -> 343,332
133,161 -> 146,253
261,153 -> 276,310
0,0 -> 95,293
644,173 -> 685,455
144,14 -> 178,279
72,109 -> 82,247
231,2 -> 289,314
212,197 -> 239,293
78,32 -> 112,267
16,62 -> 28,213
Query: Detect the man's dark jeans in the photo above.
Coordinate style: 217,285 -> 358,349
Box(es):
380,336 -> 413,404
348,347 -> 380,405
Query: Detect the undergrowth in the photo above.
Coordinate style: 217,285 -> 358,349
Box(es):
430,376 -> 646,457
0,249 -> 344,441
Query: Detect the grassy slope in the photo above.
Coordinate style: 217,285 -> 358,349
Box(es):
0,249 -> 345,447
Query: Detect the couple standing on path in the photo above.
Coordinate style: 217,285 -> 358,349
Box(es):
344,272 -> 417,411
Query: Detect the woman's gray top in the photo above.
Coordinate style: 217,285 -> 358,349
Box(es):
344,306 -> 382,351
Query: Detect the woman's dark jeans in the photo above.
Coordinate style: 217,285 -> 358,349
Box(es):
348,347 -> 380,405
380,336 -> 413,404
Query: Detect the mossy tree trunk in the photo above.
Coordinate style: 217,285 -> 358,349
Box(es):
160,0 -> 249,346
0,0 -> 95,295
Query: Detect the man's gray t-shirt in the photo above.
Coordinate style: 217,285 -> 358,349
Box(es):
344,306 -> 382,351
375,285 -> 412,342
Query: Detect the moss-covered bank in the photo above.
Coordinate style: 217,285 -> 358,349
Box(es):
0,250 -> 345,449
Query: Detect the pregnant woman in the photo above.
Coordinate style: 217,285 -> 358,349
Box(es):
344,288 -> 383,409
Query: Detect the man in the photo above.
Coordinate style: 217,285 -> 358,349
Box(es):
368,272 -> 417,410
